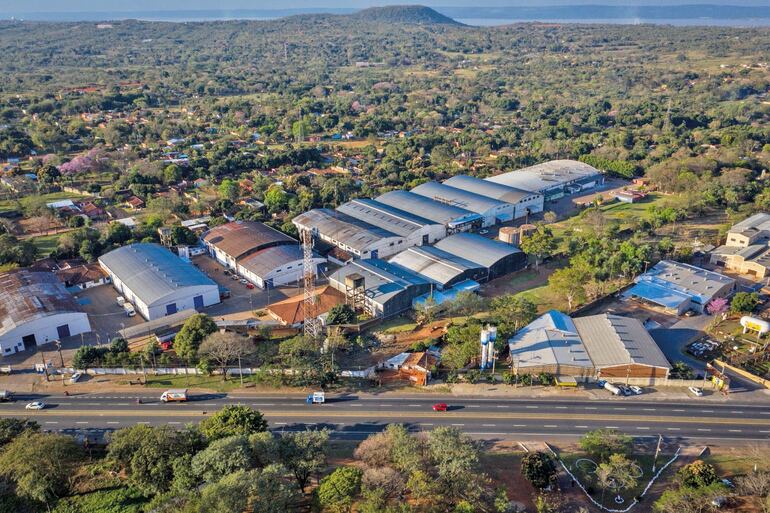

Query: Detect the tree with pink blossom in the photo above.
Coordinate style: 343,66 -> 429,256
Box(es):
707,297 -> 728,316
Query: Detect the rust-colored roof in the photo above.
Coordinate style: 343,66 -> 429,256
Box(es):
402,352 -> 438,369
202,221 -> 295,260
0,270 -> 83,336
55,263 -> 106,287
267,286 -> 344,325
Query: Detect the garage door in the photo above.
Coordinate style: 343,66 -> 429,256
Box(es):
56,324 -> 71,339
193,295 -> 204,309
166,303 -> 177,316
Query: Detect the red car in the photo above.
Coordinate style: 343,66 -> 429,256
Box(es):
246,283 -> 255,289
432,403 -> 448,412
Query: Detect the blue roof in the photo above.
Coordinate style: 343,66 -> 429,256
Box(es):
624,281 -> 691,309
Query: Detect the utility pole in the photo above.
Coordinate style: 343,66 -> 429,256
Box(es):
55,340 -> 64,368
238,353 -> 244,387
652,434 -> 663,472
40,351 -> 50,382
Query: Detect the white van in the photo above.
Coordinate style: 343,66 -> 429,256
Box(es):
124,303 -> 136,317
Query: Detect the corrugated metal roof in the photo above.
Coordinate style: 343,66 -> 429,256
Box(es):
0,270 -> 84,337
330,259 -> 427,307
730,213 -> 770,234
375,190 -> 480,226
202,221 -> 294,260
293,209 -> 398,252
411,181 -> 508,215
336,198 -> 437,237
389,245 -> 483,287
434,232 -> 522,269
99,243 -> 217,306
486,159 -> 601,193
574,314 -> 671,370
239,244 -> 305,278
443,175 -> 533,204
635,260 -> 735,304
508,310 -> 593,369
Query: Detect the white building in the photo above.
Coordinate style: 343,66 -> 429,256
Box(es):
410,181 -> 512,227
443,175 -> 544,219
0,270 -> 91,356
99,243 -> 220,320
485,160 -> 604,201
336,198 -> 447,246
201,221 -> 323,288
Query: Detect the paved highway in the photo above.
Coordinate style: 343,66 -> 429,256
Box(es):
2,392 -> 770,442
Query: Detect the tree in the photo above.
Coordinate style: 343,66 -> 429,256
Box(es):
278,429 -> 330,492
677,460 -> 719,489
597,454 -> 639,498
548,266 -> 588,311
198,331 -> 254,380
579,429 -> 631,462
218,178 -> 240,201
37,164 -> 60,184
521,451 -> 557,489
326,304 -> 357,326
427,427 -> 484,504
654,482 -> 729,513
171,225 -> 198,246
107,424 -> 203,495
199,405 -> 268,441
191,435 -> 256,483
198,469 -> 253,513
316,466 -> 363,513
105,221 -> 133,244
264,186 -> 289,212
174,313 -> 218,361
0,431 -> 83,504
252,464 -> 303,513
706,297 -> 729,316
489,295 -> 537,333
520,227 -> 556,270
0,418 -> 39,446
731,292 -> 759,314
110,337 -> 129,353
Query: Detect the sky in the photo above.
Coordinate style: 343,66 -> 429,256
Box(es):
2,0 -> 768,13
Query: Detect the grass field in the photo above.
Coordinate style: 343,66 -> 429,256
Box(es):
29,233 -> 61,256
0,191 -> 87,214
514,284 -> 567,313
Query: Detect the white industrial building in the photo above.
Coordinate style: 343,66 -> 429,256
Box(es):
99,243 -> 220,320
0,270 -> 91,356
443,175 -> 544,219
411,181 -> 512,226
485,160 -> 604,201
293,208 -> 408,260
337,198 -> 446,246
375,190 -> 483,232
202,221 -> 324,288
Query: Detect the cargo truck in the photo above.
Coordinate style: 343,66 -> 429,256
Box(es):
306,391 -> 325,404
160,389 -> 188,402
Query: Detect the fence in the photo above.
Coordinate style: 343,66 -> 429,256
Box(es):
713,359 -> 770,389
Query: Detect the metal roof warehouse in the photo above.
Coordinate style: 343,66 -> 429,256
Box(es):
411,181 -> 513,226
485,160 -> 604,200
375,190 -> 483,231
0,270 -> 91,356
433,232 -> 527,281
99,243 -> 220,320
443,174 -> 544,219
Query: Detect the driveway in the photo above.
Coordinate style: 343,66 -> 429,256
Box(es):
651,315 -> 761,393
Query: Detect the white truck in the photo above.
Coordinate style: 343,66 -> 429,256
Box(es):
604,382 -> 621,396
306,391 -> 325,405
160,389 -> 188,402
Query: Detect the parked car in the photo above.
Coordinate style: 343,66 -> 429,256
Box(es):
69,372 -> 83,384
124,303 -> 136,317
246,283 -> 255,289
479,229 -> 489,235
629,385 -> 643,395
25,401 -> 45,410
239,279 -> 248,285
618,384 -> 633,396
432,403 -> 448,412
116,296 -> 125,307
688,386 -> 704,397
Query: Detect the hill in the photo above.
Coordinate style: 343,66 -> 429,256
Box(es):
350,5 -> 461,25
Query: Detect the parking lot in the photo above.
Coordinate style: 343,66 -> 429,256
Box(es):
191,255 -> 306,320
579,292 -> 681,329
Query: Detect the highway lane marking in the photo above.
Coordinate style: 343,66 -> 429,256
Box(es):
584,407 -> 597,410
636,427 -> 650,430
526,406 -> 538,409
408,404 -> 421,407
729,429 -> 742,433
468,405 -> 480,408
482,424 -> 496,427
730,411 -> 744,414
452,423 -> 465,427
555,406 -> 567,409
44,421 -> 58,424
575,425 -> 588,428
701,410 -> 714,413
605,426 -> 619,429
698,429 -> 711,432
643,408 -> 656,411
10,410 -> 770,427
544,425 -> 558,428
107,422 -> 119,425
496,405 -> 507,408
613,408 -> 627,411
667,428 -> 680,431
672,409 -> 685,412
75,422 -> 89,425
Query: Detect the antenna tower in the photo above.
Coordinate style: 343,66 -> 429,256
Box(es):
302,228 -> 321,338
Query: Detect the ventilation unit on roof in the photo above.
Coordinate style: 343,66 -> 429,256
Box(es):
30,296 -> 43,309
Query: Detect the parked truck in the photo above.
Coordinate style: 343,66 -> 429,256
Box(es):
603,382 -> 621,396
160,389 -> 188,403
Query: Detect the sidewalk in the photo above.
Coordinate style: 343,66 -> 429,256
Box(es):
3,372 -> 770,403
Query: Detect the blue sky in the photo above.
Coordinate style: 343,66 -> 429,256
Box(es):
2,0 -> 768,13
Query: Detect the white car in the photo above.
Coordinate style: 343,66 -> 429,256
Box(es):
25,401 -> 45,410
116,296 -> 125,307
629,385 -> 643,395
688,386 -> 704,397
69,372 -> 83,384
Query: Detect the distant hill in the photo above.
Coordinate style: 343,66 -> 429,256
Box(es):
350,5 -> 461,25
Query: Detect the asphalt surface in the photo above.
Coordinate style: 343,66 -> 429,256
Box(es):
3,392 -> 770,442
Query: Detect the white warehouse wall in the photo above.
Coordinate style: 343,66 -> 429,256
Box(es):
0,313 -> 91,356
